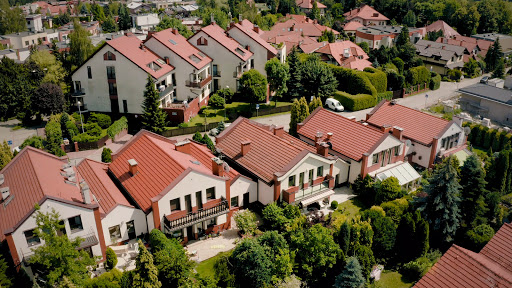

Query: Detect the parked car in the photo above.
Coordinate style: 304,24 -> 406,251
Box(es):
480,76 -> 489,84
325,98 -> 344,112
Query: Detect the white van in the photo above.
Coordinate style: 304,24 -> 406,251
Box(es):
325,98 -> 344,112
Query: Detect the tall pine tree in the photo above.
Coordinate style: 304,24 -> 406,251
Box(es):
132,240 -> 161,288
334,257 -> 365,288
286,46 -> 303,100
141,75 -> 167,134
289,97 -> 309,136
460,154 -> 488,228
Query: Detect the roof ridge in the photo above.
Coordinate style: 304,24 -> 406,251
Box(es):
242,118 -> 305,152
25,147 -> 52,199
143,133 -> 187,172
394,102 -> 450,123
452,245 -> 512,284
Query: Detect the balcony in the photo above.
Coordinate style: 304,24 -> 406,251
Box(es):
163,199 -> 229,233
185,75 -> 212,88
283,177 -> 333,205
158,84 -> 174,99
213,70 -> 221,77
72,88 -> 85,96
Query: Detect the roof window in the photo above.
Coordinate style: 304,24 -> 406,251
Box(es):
169,39 -> 177,45
235,48 -> 245,56
189,54 -> 201,63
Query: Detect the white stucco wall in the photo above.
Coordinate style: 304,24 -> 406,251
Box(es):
147,211 -> 155,232
333,159 -> 350,185
227,27 -> 270,76
101,205 -> 147,246
277,154 -> 334,192
438,123 -> 464,152
230,176 -> 257,206
407,141 -> 431,168
258,179 -> 274,205
367,135 -> 403,167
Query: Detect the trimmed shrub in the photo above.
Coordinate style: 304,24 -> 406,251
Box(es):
209,93 -> 225,108
84,123 -> 102,137
107,117 -> 128,139
330,65 -> 378,96
332,91 -> 377,111
362,67 -> 387,93
386,70 -> 405,91
401,256 -> 432,280
331,200 -> 338,210
406,66 -> 431,86
465,224 -> 495,252
72,133 -> 102,143
429,72 -> 441,90
65,121 -> 79,140
178,123 -> 188,128
376,91 -> 393,102
88,113 -> 111,129
105,247 -> 118,270
45,120 -> 65,156
392,57 -> 404,74
447,69 -> 462,81
102,147 -> 112,163
483,129 -> 496,149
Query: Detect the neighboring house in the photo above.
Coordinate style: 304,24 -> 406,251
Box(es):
227,19 -> 280,75
472,33 -> 512,56
458,83 -> 512,126
366,100 -> 468,169
216,117 -> 345,206
1,31 -> 48,49
71,35 -> 175,114
356,25 -> 425,50
415,39 -> 465,75
436,35 -> 492,62
423,20 -> 460,39
296,0 -> 326,16
344,5 -> 389,26
343,21 -> 364,37
25,14 -> 43,33
304,41 -> 371,70
0,147 -> 107,270
132,13 -> 160,31
189,23 -> 253,93
59,21 -> 100,37
144,28 -> 213,107
0,48 -> 30,62
414,223 -> 512,288
297,108 -> 420,187
108,130 -> 256,242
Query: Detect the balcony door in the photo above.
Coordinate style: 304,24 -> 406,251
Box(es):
196,191 -> 202,210
126,220 -> 136,240
185,195 -> 192,213
299,172 -> 305,189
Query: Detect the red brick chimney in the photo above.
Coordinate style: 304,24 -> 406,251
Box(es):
317,142 -> 329,157
175,140 -> 191,154
392,126 -> 403,141
326,132 -> 333,140
297,123 -> 304,132
253,24 -> 260,34
314,132 -> 324,144
212,157 -> 225,177
381,124 -> 392,133
128,159 -> 138,176
274,126 -> 284,138
172,28 -> 178,35
241,141 -> 251,156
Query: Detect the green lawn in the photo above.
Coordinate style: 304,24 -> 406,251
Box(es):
195,251 -> 231,279
373,271 -> 415,288
336,196 -> 368,219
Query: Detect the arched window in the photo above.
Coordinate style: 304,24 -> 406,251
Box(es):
103,51 -> 116,61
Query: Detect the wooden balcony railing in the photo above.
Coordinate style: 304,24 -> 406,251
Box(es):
185,75 -> 212,88
164,199 -> 229,233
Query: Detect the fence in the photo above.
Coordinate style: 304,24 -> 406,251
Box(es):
62,128 -> 127,152
403,83 -> 429,98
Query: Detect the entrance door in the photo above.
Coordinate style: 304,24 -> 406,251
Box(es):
243,192 -> 250,208
185,195 -> 192,213
196,191 -> 202,210
126,220 -> 136,240
213,79 -> 219,92
110,99 -> 119,114
335,174 -> 340,187
186,226 -> 193,240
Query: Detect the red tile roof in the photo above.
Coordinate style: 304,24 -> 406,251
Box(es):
216,117 -> 317,183
343,21 -> 364,31
199,23 -> 253,61
108,36 -> 174,79
229,20 -> 278,55
77,159 -> 132,217
147,28 -> 212,70
238,19 -> 263,35
424,20 -> 460,39
366,100 -> 452,146
314,41 -> 371,69
0,147 -> 97,241
268,33 -> 318,54
414,224 -> 512,288
344,5 -> 389,22
188,140 -> 241,184
296,0 -> 326,9
262,18 -> 339,43
109,130 -> 230,213
453,35 -> 493,51
298,108 -> 387,161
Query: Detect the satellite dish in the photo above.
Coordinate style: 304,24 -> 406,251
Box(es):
464,127 -> 471,135
405,139 -> 412,147
223,162 -> 230,173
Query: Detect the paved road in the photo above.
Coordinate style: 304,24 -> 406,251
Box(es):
0,119 -> 40,149
253,75 -> 486,130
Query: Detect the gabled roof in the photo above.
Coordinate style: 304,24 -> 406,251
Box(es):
343,21 -> 364,31
262,17 -> 339,42
424,20 -> 460,39
107,36 -> 174,79
229,20 -> 278,55
459,83 -> 512,107
414,224 -> 512,288
0,147 -> 97,240
199,23 -> 253,61
77,159 -> 132,217
269,33 -> 317,54
238,19 -> 263,35
453,35 -> 493,52
415,39 -> 467,59
313,41 -> 371,70
216,117 -> 317,183
147,28 -> 212,70
297,108 -> 388,161
109,130 -> 228,213
296,0 -> 326,9
344,5 -> 389,22
366,100 -> 453,146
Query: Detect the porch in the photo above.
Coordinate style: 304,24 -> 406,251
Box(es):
283,176 -> 335,207
163,199 -> 229,234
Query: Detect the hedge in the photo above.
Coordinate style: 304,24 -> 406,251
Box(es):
332,91 -> 377,111
88,113 -> 112,129
107,116 -> 128,139
406,66 -> 431,86
362,67 -> 387,93
376,91 -> 393,102
330,65 -> 378,96
429,72 -> 441,90
467,123 -> 512,152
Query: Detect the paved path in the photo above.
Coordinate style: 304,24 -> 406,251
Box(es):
0,119 -> 41,149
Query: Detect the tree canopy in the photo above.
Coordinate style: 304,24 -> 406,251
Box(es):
238,69 -> 268,105
141,75 -> 167,134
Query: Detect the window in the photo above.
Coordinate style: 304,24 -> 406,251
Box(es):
372,154 -> 378,164
231,196 -> 239,207
123,100 -> 128,113
170,198 -> 181,211
25,40 -> 29,46
309,169 -> 314,184
288,175 -> 296,187
394,146 -> 400,156
108,82 -> 117,95
106,66 -> 116,79
104,51 -> 116,60
206,187 -> 215,200
68,215 -> 83,232
317,166 -> 323,177
25,229 -> 41,246
299,172 -> 305,188
74,81 -> 81,92
109,225 -> 121,242
87,66 -> 92,79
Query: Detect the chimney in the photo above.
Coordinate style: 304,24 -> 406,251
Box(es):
291,23 -> 295,31
128,159 -> 138,176
165,56 -> 169,65
274,126 -> 284,137
241,140 -> 251,156
392,126 -> 403,141
317,142 -> 329,157
175,140 -> 191,154
297,123 -> 304,132
347,116 -> 357,122
172,28 -> 178,35
212,157 -> 225,177
211,13 -> 215,24
253,24 -> 260,34
326,132 -> 333,140
315,132 -> 324,144
80,183 -> 91,204
246,45 -> 251,51
366,113 -> 371,121
381,124 -> 392,133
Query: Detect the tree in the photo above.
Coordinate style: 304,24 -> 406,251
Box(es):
101,147 -> 113,163
289,97 -> 309,136
395,27 -> 418,69
192,131 -> 203,142
414,211 -> 430,257
492,59 -> 505,79
132,240 -> 161,288
352,174 -> 375,206
28,207 -> 95,286
45,120 -> 65,156
485,38 -> 502,72
234,210 -> 258,235
286,46 -> 303,99
156,16 -> 193,38
257,231 -> 293,283
0,141 -> 13,170
300,55 -> 337,99
69,19 -> 94,67
372,217 -> 397,260
231,238 -> 273,288
33,83 -> 65,116
309,96 -> 323,112
334,257 -> 365,288
465,224 -> 495,252
396,213 -> 417,263
19,136 -> 44,150
0,0 -> 27,35
463,58 -> 480,78
208,93 -> 225,108
419,156 -> 462,247
358,42 -> 369,54
91,3 -> 106,22
353,245 -> 375,282
202,133 -> 215,153
101,15 -> 118,33
460,155 -> 488,228
375,176 -> 402,204
85,268 -> 123,287
238,70 -> 268,105
105,247 -> 118,271
28,50 -> 67,89
319,29 -> 336,43
310,1 -> 320,20
338,221 -> 351,255
403,10 -> 417,27
118,4 -> 132,30
0,256 -> 11,288
265,58 -> 289,107
141,75 -> 167,134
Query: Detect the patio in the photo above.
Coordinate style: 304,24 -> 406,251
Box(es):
318,186 -> 356,215
91,239 -> 141,277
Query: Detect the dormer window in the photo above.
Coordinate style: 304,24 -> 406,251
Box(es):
104,51 -> 116,61
197,37 -> 208,46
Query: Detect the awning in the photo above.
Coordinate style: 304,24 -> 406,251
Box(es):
375,162 -> 421,186
299,189 -> 335,206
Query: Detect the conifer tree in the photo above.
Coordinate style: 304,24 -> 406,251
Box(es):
286,46 -> 303,100
308,97 -> 323,112
141,75 -> 167,134
289,97 -> 309,136
192,131 -> 203,142
69,19 -> 93,67
396,213 -> 416,263
414,210 -> 429,257
334,257 -> 365,288
0,140 -> 13,170
202,133 -> 215,153
460,155 -> 488,227
132,240 -> 161,288
338,221 -> 351,256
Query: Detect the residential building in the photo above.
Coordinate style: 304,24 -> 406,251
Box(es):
297,108 -> 420,187
415,39 -> 465,75
458,83 -> 512,126
227,19 -> 280,75
366,100 -> 468,169
302,41 -> 371,70
1,31 -> 48,49
296,0 -> 326,16
423,20 -> 460,39
414,223 -> 512,288
25,14 -> 43,33
71,35 -> 175,114
189,23 -> 253,93
171,4 -> 199,17
132,13 -> 160,31
356,25 -> 425,50
472,33 -> 512,55
144,28 -> 213,106
343,5 -> 389,26
343,21 -> 364,37
108,130 -> 256,242
0,48 -> 30,62
436,35 -> 492,62
216,117 -> 345,206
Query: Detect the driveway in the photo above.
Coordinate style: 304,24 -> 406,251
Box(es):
0,119 -> 41,149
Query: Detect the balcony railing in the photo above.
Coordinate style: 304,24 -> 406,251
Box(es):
159,84 -> 174,98
72,88 -> 85,96
164,199 -> 229,233
185,75 -> 212,88
295,179 -> 330,200
213,70 -> 221,77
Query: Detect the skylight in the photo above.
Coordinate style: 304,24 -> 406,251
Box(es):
190,160 -> 201,165
235,48 -> 245,56
189,54 -> 201,63
156,59 -> 166,65
169,39 -> 177,45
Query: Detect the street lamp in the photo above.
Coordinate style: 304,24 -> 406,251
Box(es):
224,86 -> 229,122
77,101 -> 85,133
